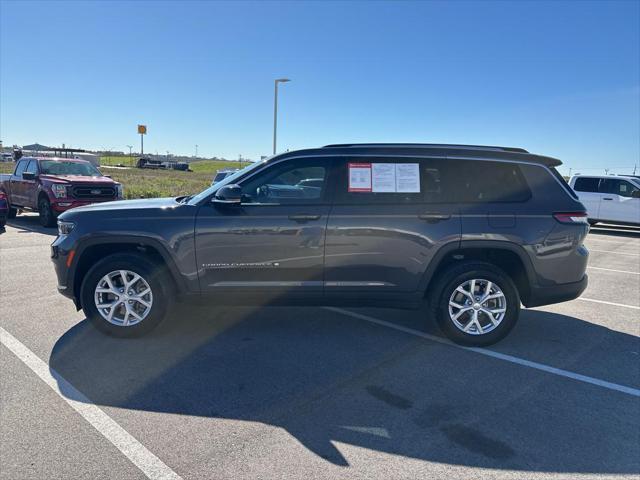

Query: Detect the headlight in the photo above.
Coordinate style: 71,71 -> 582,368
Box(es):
51,184 -> 68,198
116,184 -> 124,199
57,220 -> 75,235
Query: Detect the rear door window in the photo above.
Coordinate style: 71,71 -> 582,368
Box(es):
573,177 -> 601,193
334,158 -> 444,204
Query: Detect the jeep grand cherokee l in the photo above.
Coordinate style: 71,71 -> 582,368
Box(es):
51,144 -> 589,346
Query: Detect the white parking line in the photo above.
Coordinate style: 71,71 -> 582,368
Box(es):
587,266 -> 640,275
586,237 -> 640,245
577,297 -> 640,310
589,248 -> 640,257
323,307 -> 640,398
0,327 -> 182,480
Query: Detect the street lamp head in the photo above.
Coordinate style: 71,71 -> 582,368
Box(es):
275,78 -> 291,83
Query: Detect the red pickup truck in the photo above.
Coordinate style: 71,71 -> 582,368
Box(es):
0,157 -> 123,227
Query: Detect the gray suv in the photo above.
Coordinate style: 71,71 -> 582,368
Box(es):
51,144 -> 589,346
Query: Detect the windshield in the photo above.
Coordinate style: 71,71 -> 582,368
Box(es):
40,160 -> 102,177
188,160 -> 266,205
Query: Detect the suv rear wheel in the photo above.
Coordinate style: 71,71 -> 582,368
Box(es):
80,253 -> 172,337
431,261 -> 520,347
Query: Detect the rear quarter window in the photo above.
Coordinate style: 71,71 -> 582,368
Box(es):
443,160 -> 532,203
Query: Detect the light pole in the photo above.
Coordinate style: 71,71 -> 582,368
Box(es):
273,78 -> 290,155
126,145 -> 133,166
195,144 -> 198,158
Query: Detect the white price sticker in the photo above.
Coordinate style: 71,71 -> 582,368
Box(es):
395,163 -> 420,193
372,163 -> 396,192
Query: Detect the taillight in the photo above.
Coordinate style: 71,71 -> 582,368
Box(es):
553,212 -> 589,224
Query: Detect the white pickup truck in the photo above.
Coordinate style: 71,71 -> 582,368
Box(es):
568,175 -> 640,226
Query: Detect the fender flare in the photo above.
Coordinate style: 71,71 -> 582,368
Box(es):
71,234 -> 189,300
417,239 -> 538,297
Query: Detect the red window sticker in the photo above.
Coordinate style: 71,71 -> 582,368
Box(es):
348,162 -> 372,192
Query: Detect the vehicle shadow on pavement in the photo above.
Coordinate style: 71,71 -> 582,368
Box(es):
6,215 -> 57,236
49,305 -> 639,473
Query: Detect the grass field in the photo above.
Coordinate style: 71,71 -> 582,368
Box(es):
0,158 -> 249,199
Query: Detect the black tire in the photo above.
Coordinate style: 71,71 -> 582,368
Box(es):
7,207 -> 17,219
80,253 -> 173,337
429,261 -> 520,347
38,196 -> 56,227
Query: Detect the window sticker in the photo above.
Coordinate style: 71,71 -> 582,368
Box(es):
372,163 -> 396,192
348,163 -> 372,192
395,163 -> 421,193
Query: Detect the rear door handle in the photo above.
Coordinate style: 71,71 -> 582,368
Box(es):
418,213 -> 451,222
288,214 -> 321,222
602,197 -> 613,201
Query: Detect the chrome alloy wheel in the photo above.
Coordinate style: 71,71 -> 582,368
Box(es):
448,278 -> 507,335
94,270 -> 153,326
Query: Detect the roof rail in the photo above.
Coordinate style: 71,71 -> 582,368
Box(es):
322,143 -> 529,153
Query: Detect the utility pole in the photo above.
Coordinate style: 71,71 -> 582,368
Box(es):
126,145 -> 133,166
195,144 -> 198,158
273,78 -> 290,155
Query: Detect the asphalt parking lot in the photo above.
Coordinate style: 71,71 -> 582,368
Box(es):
1,214 -> 639,480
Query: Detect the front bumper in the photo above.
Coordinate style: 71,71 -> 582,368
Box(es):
51,237 -> 78,303
524,274 -> 588,308
51,198 -> 118,213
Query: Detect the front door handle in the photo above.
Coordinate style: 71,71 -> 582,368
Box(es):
418,213 -> 451,222
602,197 -> 613,201
289,214 -> 321,222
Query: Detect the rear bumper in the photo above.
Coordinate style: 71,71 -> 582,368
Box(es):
524,274 -> 588,308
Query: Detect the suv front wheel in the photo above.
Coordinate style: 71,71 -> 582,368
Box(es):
80,253 -> 172,337
431,261 -> 520,347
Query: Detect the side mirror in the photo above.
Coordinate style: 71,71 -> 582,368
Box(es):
22,172 -> 36,180
631,190 -> 640,199
213,184 -> 242,205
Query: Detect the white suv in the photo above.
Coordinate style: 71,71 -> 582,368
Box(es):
569,175 -> 640,226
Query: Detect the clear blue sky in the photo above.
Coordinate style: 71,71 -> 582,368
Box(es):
1,0 -> 638,174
